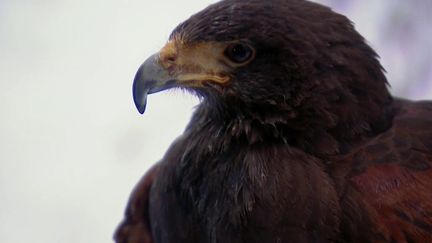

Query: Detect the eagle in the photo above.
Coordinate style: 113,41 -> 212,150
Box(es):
115,0 -> 432,242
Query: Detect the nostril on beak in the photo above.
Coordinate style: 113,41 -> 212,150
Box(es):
166,55 -> 177,64
159,53 -> 177,69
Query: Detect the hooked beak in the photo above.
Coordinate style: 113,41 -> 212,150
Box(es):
133,40 -> 233,114
132,54 -> 176,114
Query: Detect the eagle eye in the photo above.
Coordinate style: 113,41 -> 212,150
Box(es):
224,43 -> 254,64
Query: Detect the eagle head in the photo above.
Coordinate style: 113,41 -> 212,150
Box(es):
133,0 -> 392,148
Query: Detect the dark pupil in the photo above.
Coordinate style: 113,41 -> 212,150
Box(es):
228,44 -> 251,63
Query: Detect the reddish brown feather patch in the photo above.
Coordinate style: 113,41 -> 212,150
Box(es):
351,165 -> 432,242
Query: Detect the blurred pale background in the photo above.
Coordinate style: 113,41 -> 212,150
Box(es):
0,0 -> 431,242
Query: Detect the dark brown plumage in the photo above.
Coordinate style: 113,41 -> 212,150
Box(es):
115,0 -> 432,242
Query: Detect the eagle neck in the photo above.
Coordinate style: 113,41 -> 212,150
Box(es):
186,99 -> 343,156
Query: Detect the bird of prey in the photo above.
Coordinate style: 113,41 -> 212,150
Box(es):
115,0 -> 432,242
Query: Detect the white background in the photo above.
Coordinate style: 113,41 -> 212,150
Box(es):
0,0 -> 431,242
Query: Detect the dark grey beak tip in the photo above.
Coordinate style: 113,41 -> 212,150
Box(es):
133,90 -> 147,114
136,102 -> 146,114
132,70 -> 149,115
